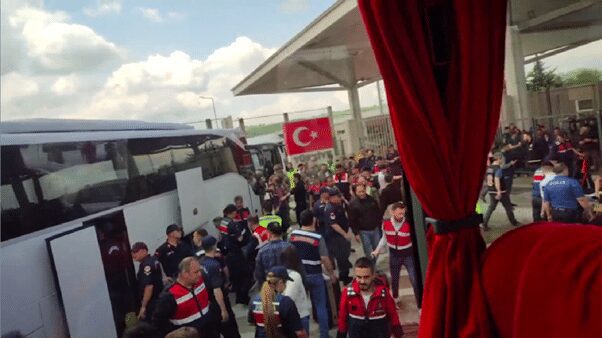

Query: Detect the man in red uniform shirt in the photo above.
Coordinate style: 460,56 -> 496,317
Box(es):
337,257 -> 404,338
152,257 -> 218,337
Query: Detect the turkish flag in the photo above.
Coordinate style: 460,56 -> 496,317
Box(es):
283,117 -> 334,155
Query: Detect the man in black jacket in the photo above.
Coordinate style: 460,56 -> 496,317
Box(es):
379,174 -> 403,216
348,184 -> 383,260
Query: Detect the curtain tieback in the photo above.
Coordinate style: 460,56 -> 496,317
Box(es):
425,213 -> 483,234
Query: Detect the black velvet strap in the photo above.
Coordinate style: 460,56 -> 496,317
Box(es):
425,213 -> 483,234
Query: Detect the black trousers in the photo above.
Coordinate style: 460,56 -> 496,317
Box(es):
327,235 -> 351,281
483,193 -> 518,227
226,251 -> 251,305
551,208 -> 579,223
218,295 -> 240,338
532,196 -> 543,222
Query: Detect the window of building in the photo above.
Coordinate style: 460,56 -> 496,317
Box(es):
575,99 -> 594,112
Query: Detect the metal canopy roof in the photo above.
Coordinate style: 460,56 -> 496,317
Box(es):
232,0 -> 602,96
232,0 -> 379,96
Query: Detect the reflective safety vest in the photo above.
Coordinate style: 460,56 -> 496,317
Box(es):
253,226 -> 270,249
217,217 -> 230,236
234,207 -> 251,222
259,214 -> 282,228
251,295 -> 283,328
167,279 -> 210,326
382,219 -> 412,250
334,172 -> 349,183
289,229 -> 323,275
287,170 -> 297,189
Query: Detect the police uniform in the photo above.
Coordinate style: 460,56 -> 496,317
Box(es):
200,255 -> 241,338
337,278 -> 403,338
312,199 -> 328,237
234,207 -> 251,234
289,229 -> 330,338
221,216 -> 252,305
334,172 -> 351,201
248,293 -> 303,338
543,175 -> 585,223
136,254 -> 164,321
152,277 -> 218,338
259,214 -> 283,228
155,241 -> 194,278
482,163 -> 519,229
324,202 -> 352,283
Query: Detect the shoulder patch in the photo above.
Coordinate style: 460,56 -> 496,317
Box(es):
143,265 -> 151,276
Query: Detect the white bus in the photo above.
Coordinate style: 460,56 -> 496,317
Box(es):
0,119 -> 261,338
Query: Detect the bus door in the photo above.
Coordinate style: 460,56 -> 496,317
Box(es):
176,167 -> 214,236
46,211 -> 137,338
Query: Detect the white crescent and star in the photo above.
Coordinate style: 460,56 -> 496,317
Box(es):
292,126 -> 319,147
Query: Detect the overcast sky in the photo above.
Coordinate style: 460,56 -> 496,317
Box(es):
1,0 -> 600,126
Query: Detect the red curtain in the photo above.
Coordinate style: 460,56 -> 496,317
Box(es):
358,1 -> 507,337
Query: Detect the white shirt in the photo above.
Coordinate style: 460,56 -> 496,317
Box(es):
540,173 -> 556,198
362,293 -> 371,309
283,269 -> 311,318
378,172 -> 387,192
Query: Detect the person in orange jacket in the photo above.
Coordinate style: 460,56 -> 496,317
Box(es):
337,257 -> 404,338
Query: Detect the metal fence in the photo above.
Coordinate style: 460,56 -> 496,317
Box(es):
361,114 -> 396,156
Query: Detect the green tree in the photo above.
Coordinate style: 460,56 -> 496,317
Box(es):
560,68 -> 602,86
526,59 -> 562,91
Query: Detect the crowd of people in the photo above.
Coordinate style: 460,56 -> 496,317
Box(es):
123,145 -> 418,338
482,121 -> 601,229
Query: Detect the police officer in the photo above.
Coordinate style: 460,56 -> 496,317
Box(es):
289,210 -> 336,338
324,188 -> 353,285
222,204 -> 252,305
152,257 -> 218,338
259,200 -> 283,228
233,195 -> 251,230
337,258 -> 404,338
155,224 -> 194,279
131,242 -> 163,322
482,153 -> 520,230
248,266 -> 307,338
254,222 -> 294,285
542,162 -> 593,223
333,164 -> 351,202
312,187 -> 330,238
199,236 -> 241,338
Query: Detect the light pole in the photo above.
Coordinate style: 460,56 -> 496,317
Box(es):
199,95 -> 217,124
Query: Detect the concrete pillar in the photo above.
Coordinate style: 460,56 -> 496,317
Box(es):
205,119 -> 213,129
238,118 -> 246,135
327,106 -> 339,156
504,25 -> 531,130
222,116 -> 233,129
347,86 -> 363,153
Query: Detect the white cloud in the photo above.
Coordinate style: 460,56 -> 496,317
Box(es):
139,8 -> 163,23
51,75 -> 78,95
138,8 -> 185,23
1,72 -> 39,101
9,7 -> 125,73
83,0 -> 121,17
280,0 -> 310,14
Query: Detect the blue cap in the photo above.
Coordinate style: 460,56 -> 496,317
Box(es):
319,187 -> 330,194
269,266 -> 293,281
201,235 -> 217,249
